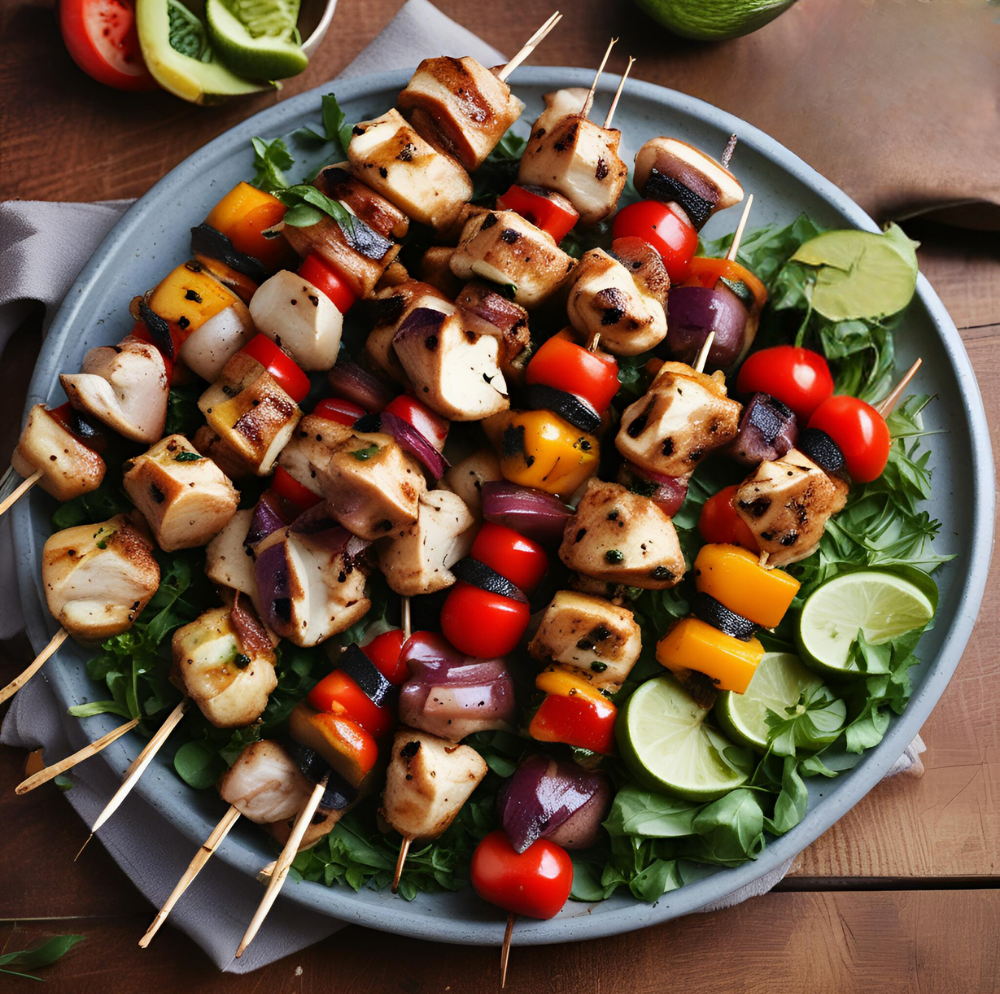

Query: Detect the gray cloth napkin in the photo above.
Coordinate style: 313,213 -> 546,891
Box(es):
0,0 -> 925,972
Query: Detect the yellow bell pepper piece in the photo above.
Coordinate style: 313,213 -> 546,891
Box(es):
497,409 -> 598,498
656,617 -> 764,695
205,182 -> 284,239
147,263 -> 238,335
694,543 -> 800,629
535,666 -> 611,707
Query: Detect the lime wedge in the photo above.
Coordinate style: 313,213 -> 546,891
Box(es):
632,0 -> 799,41
617,675 -> 752,801
206,0 -> 308,80
795,570 -> 935,678
716,652 -> 838,752
790,224 -> 919,322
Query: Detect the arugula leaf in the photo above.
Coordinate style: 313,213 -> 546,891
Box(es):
252,136 -> 294,194
165,384 -> 204,437
0,934 -> 86,981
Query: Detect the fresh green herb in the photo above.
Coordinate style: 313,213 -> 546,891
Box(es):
498,282 -> 518,300
165,384 -> 205,437
292,93 -> 354,159
604,549 -> 624,564
0,934 -> 86,981
52,481 -> 131,530
174,451 -> 203,462
252,136 -> 295,194
233,652 -> 251,669
763,685 -> 847,756
54,774 -> 74,792
349,443 -> 380,461
471,130 -> 527,204
274,184 -> 360,236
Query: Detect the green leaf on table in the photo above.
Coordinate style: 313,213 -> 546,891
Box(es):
0,934 -> 86,980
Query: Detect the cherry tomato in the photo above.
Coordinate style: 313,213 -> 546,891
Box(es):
271,467 -> 322,514
239,335 -> 311,404
362,629 -> 409,686
736,346 -> 834,423
440,582 -> 530,658
528,692 -> 617,754
308,670 -> 394,739
698,486 -> 759,552
47,403 -> 107,453
59,0 -> 157,91
383,395 -> 450,452
496,185 -> 580,244
470,523 -> 548,594
298,253 -> 358,314
526,334 -> 620,414
471,830 -> 574,920
808,395 -> 891,483
313,397 -> 366,426
612,201 -> 698,283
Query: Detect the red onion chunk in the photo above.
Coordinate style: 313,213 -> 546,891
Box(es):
394,306 -> 448,342
378,411 -> 448,480
498,754 -> 612,853
618,462 -> 689,517
254,542 -> 292,633
327,358 -> 395,412
245,491 -> 288,549
480,481 -> 573,548
726,392 -> 798,466
665,284 -> 749,372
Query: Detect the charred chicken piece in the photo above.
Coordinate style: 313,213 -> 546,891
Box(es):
12,405 -> 105,502
217,740 -> 313,824
455,280 -> 531,382
441,449 -> 503,517
313,165 -> 410,239
416,246 -> 464,299
205,508 -> 256,597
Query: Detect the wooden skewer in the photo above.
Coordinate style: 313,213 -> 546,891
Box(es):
500,912 -> 515,988
0,628 -> 69,706
236,775 -> 328,958
16,716 -> 140,794
401,596 -> 412,642
759,551 -> 770,569
602,55 -> 635,129
496,10 -> 563,82
721,134 -> 738,169
391,836 -> 413,895
138,804 -> 241,948
581,37 -> 618,119
876,358 -> 922,417
0,469 -> 42,517
725,193 -> 754,262
76,698 -> 190,860
694,332 -> 717,375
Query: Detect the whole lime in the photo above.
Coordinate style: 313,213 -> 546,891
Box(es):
633,0 -> 799,41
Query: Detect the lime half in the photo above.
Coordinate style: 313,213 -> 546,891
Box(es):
206,0 -> 308,80
796,570 -> 935,678
633,0 -> 799,40
716,652 -> 836,752
618,675 -> 751,801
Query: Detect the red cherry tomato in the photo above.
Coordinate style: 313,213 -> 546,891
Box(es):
383,395 -> 450,452
440,582 -> 530,658
526,334 -> 620,414
307,670 -> 394,739
808,395 -> 891,483
362,629 -> 409,685
59,0 -> 157,91
271,467 -> 322,513
612,201 -> 698,283
298,253 -> 358,314
470,523 -> 548,594
496,185 -> 580,244
698,486 -> 759,552
471,830 -> 574,920
528,692 -> 617,754
239,335 -> 311,404
313,397 -> 366,426
736,346 -> 834,423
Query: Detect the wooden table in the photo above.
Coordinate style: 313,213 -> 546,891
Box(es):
1,0 -> 997,989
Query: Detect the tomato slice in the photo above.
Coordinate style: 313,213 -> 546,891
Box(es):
471,831 -> 574,920
612,201 -> 698,283
383,395 -> 450,452
308,670 -> 394,739
271,466 -> 322,513
238,335 -> 311,404
808,395 -> 891,483
440,582 -> 530,658
698,486 -> 759,552
362,629 -> 409,685
470,523 -> 548,594
298,253 -> 358,314
313,397 -> 365,426
60,0 -> 157,91
496,185 -> 580,244
526,334 -> 620,413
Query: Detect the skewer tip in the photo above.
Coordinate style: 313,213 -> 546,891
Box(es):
500,912 -> 515,988
74,833 -> 94,862
582,37 -> 619,119
392,836 -> 413,894
721,133 -> 738,169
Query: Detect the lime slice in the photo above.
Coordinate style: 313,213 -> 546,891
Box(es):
206,0 -> 308,80
796,570 -> 935,677
632,0 -> 798,40
716,652 -> 836,752
618,675 -> 752,801
790,224 -> 919,321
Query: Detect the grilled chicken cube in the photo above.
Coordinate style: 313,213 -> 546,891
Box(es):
42,513 -> 159,642
381,729 -> 488,840
559,478 -> 684,589
249,270 -> 343,371
12,404 -> 105,502
566,248 -> 668,356
518,114 -> 628,226
450,209 -> 577,309
417,246 -> 463,298
123,434 -> 239,551
528,590 -> 641,689
634,137 -> 744,230
217,740 -> 312,824
253,512 -> 371,647
61,335 -> 168,444
616,362 -> 742,477
397,56 -> 525,172
375,259 -> 412,290
171,605 -> 278,728
198,351 -> 302,477
441,449 -> 503,517
365,281 -> 456,384
313,164 -> 410,239
392,308 -> 509,421
734,449 -> 849,567
378,489 -> 475,596
610,236 -> 671,311
455,280 -> 531,382
530,87 -> 589,137
205,508 -> 256,596
348,108 -> 473,232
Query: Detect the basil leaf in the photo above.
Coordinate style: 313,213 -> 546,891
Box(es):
765,757 -> 809,835
251,136 -> 294,193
